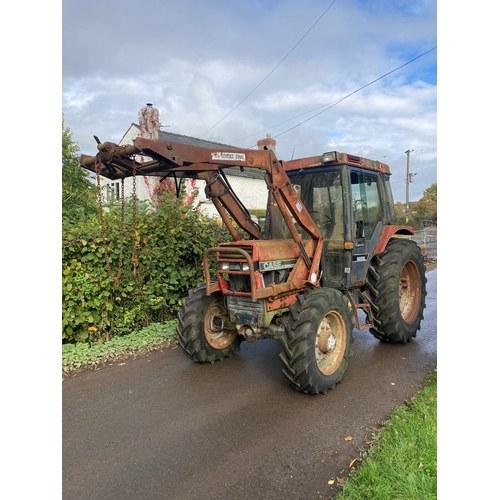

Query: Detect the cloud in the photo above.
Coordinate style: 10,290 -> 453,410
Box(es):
62,0 -> 437,202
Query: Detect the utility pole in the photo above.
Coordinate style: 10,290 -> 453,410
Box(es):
405,149 -> 414,224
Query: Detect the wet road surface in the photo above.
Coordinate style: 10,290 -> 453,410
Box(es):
63,268 -> 437,499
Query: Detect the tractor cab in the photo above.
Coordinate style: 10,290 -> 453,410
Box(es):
267,152 -> 397,289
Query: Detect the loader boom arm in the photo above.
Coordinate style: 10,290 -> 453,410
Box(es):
81,137 -> 324,285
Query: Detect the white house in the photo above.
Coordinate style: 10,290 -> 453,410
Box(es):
100,105 -> 272,219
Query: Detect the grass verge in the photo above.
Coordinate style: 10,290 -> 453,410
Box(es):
334,371 -> 437,499
62,320 -> 178,376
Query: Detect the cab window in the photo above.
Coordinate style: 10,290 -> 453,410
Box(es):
350,170 -> 382,240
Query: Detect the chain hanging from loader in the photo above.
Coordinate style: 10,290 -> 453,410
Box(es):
131,162 -> 138,279
94,153 -> 141,286
94,153 -> 124,287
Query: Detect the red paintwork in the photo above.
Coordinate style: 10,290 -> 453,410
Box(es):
284,152 -> 391,175
204,240 -> 312,308
375,226 -> 414,255
219,239 -> 301,262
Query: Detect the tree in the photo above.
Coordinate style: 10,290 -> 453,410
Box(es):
414,183 -> 437,227
394,201 -> 407,225
414,197 -> 437,224
62,116 -> 97,220
423,183 -> 437,203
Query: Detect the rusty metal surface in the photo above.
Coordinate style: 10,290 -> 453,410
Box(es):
242,239 -> 301,262
204,242 -> 309,305
284,152 -> 391,175
81,139 -> 276,179
199,171 -> 262,240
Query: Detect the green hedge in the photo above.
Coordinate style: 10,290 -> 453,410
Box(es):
62,194 -> 232,344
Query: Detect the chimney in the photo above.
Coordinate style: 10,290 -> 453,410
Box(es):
257,133 -> 276,152
138,103 -> 159,140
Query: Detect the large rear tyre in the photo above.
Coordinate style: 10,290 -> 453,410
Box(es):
177,284 -> 242,363
279,288 -> 354,395
365,239 -> 427,343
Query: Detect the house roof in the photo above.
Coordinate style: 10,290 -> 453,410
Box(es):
125,123 -> 240,150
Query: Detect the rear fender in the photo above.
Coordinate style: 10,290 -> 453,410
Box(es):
374,226 -> 414,255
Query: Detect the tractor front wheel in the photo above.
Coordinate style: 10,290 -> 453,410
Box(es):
177,284 -> 242,363
279,288 -> 353,395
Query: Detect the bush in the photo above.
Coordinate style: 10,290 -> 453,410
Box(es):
62,193 -> 232,344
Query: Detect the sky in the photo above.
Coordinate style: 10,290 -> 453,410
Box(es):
62,0 -> 437,203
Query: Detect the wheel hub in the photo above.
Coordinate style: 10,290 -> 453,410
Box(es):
314,311 -> 347,376
317,320 -> 336,353
204,302 -> 237,349
399,260 -> 421,324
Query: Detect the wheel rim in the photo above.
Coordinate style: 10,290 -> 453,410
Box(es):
315,311 -> 347,375
399,260 -> 421,324
204,300 -> 237,349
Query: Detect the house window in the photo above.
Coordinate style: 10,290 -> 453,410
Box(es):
106,182 -> 121,202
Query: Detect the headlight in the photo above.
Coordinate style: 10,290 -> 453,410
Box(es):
219,262 -> 250,272
322,151 -> 336,163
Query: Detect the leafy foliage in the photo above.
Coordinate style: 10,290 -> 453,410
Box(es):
413,196 -> 437,226
62,117 -> 98,220
62,193 -> 233,344
62,321 -> 178,375
424,183 -> 437,203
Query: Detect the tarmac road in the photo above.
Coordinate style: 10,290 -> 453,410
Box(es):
62,268 -> 437,500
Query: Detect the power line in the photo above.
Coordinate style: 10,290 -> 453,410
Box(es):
199,0 -> 338,138
231,99 -> 341,144
378,148 -> 437,160
244,46 -> 437,147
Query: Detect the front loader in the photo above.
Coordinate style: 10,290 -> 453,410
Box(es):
81,137 -> 426,394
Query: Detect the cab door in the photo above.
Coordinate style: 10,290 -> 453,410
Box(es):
349,169 -> 384,284
287,168 -> 346,286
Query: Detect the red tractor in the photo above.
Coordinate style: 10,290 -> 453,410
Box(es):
81,137 -> 426,394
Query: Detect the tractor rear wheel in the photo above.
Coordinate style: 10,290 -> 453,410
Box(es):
365,239 -> 427,343
279,288 -> 353,395
177,284 -> 242,363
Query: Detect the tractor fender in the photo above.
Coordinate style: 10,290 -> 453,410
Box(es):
374,225 -> 414,255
